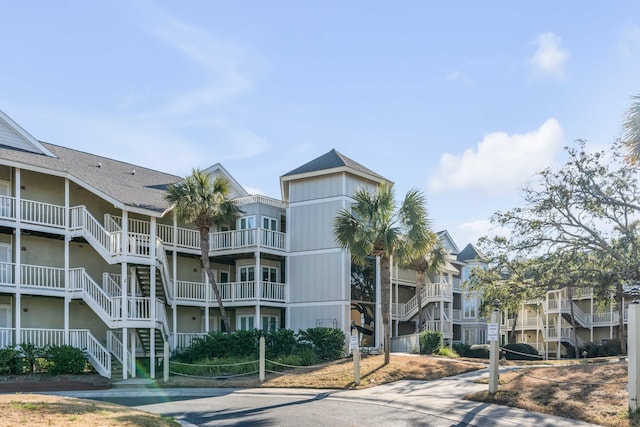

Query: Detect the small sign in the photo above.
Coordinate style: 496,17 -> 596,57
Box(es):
487,323 -> 499,342
350,335 -> 359,350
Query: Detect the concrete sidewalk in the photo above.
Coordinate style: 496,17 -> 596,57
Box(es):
45,366 -> 600,427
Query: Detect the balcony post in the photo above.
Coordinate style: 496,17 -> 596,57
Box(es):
255,250 -> 261,329
14,168 -> 21,345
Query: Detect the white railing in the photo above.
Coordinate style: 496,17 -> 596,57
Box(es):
393,282 -> 452,321
0,196 -> 15,220
174,332 -> 208,350
262,281 -> 286,301
21,264 -> 65,290
69,268 -> 117,322
128,297 -> 151,320
232,195 -> 287,208
70,206 -> 117,257
452,278 -> 462,291
155,238 -> 174,301
175,280 -> 286,304
102,273 -> 122,297
453,309 -> 461,321
156,299 -> 171,341
21,199 -> 66,228
1,328 -> 109,377
424,320 -> 453,334
106,330 -> 133,377
0,327 -> 13,347
260,229 -> 286,250
176,280 -> 209,301
69,329 -> 111,377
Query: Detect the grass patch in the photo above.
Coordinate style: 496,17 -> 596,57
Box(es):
467,360 -> 636,427
0,394 -> 180,427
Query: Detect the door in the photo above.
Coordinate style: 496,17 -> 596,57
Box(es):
0,181 -> 10,218
238,216 -> 255,246
0,304 -> 11,347
0,243 -> 11,284
262,217 -> 278,247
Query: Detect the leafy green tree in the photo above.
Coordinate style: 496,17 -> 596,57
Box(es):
486,141 -> 640,353
465,238 -> 546,343
165,169 -> 241,332
333,182 -> 432,364
623,94 -> 640,164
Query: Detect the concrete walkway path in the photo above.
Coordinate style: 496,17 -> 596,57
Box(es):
45,366 -> 601,426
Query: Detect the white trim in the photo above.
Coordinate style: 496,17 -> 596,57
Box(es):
0,110 -> 56,157
288,195 -> 353,207
287,301 -> 351,308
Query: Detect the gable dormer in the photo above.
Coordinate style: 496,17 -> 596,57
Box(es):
0,109 -> 56,157
202,163 -> 250,200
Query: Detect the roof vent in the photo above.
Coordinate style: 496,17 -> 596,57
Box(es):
97,162 -> 102,168
132,170 -> 136,175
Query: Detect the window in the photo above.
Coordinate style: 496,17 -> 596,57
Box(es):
262,216 -> 278,247
261,315 -> 278,332
238,315 -> 255,331
463,294 -> 477,319
239,266 -> 255,282
262,267 -> 278,283
238,216 -> 255,246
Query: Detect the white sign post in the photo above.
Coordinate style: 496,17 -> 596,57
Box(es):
351,330 -> 360,386
488,304 -> 500,395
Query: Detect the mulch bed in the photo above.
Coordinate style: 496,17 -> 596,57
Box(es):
0,374 -> 112,392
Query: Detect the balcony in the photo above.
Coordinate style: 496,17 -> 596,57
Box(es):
174,280 -> 286,306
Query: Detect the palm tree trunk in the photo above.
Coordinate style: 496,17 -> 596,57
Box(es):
415,270 -> 424,333
380,255 -> 391,365
200,228 -> 231,332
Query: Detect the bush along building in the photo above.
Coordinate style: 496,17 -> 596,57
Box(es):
0,109 -> 627,379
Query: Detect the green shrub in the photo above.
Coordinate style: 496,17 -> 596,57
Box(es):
297,327 -> 345,361
265,329 -> 298,358
581,339 -> 621,358
419,330 -> 442,354
47,345 -> 88,375
453,343 -> 471,357
466,344 -> 490,359
0,346 -> 21,374
437,346 -> 459,358
18,343 -> 47,374
502,343 -> 539,361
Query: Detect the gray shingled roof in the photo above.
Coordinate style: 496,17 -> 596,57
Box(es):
0,142 -> 181,214
457,243 -> 488,263
282,149 -> 387,181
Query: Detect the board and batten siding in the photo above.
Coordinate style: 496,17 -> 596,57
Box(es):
288,200 -> 343,252
289,252 -> 348,302
288,304 -> 348,332
0,118 -> 38,154
288,174 -> 344,203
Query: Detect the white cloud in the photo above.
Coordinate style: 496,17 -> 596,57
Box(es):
445,70 -> 472,85
428,118 -> 564,194
528,32 -> 569,78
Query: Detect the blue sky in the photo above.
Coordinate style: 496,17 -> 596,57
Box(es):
1,1 -> 640,247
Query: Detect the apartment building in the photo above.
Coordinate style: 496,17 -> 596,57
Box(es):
0,108 -> 627,380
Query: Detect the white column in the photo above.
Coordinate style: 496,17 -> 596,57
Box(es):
130,328 -> 137,378
149,217 -> 156,379
488,303 -> 500,394
375,255 -> 382,349
122,326 -> 128,380
64,178 -> 70,345
172,212 -> 178,348
255,251 -> 261,329
14,168 -> 21,345
628,302 -> 639,411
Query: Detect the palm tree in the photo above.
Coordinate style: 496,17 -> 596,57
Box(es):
165,169 -> 240,332
405,242 -> 448,333
623,94 -> 640,164
333,182 -> 432,364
